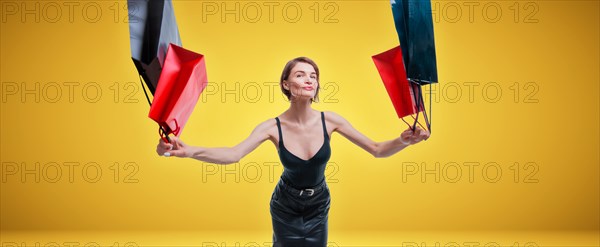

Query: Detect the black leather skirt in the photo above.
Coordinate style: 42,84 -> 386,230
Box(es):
270,178 -> 331,247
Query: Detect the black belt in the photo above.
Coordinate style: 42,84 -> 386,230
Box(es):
279,178 -> 326,197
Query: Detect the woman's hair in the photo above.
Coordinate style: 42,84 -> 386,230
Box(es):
280,57 -> 320,103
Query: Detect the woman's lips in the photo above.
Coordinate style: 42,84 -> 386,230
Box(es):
303,87 -> 314,91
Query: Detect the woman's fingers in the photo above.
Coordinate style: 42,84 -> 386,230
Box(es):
421,130 -> 430,140
169,136 -> 185,149
401,129 -> 412,139
157,136 -> 188,157
156,138 -> 177,156
400,126 -> 431,146
408,127 -> 430,143
400,128 -> 415,145
161,142 -> 173,150
169,136 -> 178,144
414,128 -> 422,137
164,149 -> 186,158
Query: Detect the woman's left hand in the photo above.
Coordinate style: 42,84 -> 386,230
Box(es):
400,126 -> 430,145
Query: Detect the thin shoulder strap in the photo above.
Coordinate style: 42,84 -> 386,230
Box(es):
275,117 -> 283,144
320,112 -> 328,140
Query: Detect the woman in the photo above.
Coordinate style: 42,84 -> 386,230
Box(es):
156,57 -> 430,246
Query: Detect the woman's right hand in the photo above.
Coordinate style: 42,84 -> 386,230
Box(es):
156,136 -> 190,158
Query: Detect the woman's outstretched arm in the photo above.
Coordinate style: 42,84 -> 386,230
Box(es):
156,119 -> 274,164
327,111 -> 430,158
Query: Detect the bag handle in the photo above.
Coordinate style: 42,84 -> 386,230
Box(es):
158,119 -> 179,143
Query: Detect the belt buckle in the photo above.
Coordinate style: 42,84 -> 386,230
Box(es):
300,188 -> 315,196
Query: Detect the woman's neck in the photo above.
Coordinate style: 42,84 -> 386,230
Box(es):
285,99 -> 317,126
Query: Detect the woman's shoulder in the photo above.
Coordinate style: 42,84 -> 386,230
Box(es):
322,111 -> 351,131
322,110 -> 346,123
249,118 -> 279,142
255,117 -> 278,130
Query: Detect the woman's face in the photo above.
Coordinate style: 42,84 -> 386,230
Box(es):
283,62 -> 318,101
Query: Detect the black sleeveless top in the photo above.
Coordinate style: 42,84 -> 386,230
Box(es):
275,112 -> 331,189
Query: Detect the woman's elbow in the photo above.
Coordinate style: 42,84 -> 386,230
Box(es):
372,151 -> 391,158
371,144 -> 385,158
200,148 -> 241,165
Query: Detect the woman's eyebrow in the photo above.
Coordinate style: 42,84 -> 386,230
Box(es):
294,71 -> 316,74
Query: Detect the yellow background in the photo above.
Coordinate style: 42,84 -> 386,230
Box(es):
1,0 -> 598,245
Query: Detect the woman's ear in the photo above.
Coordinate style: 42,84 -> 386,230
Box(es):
282,80 -> 289,90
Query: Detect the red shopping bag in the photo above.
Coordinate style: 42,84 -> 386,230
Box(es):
372,46 -> 428,130
148,43 -> 208,142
